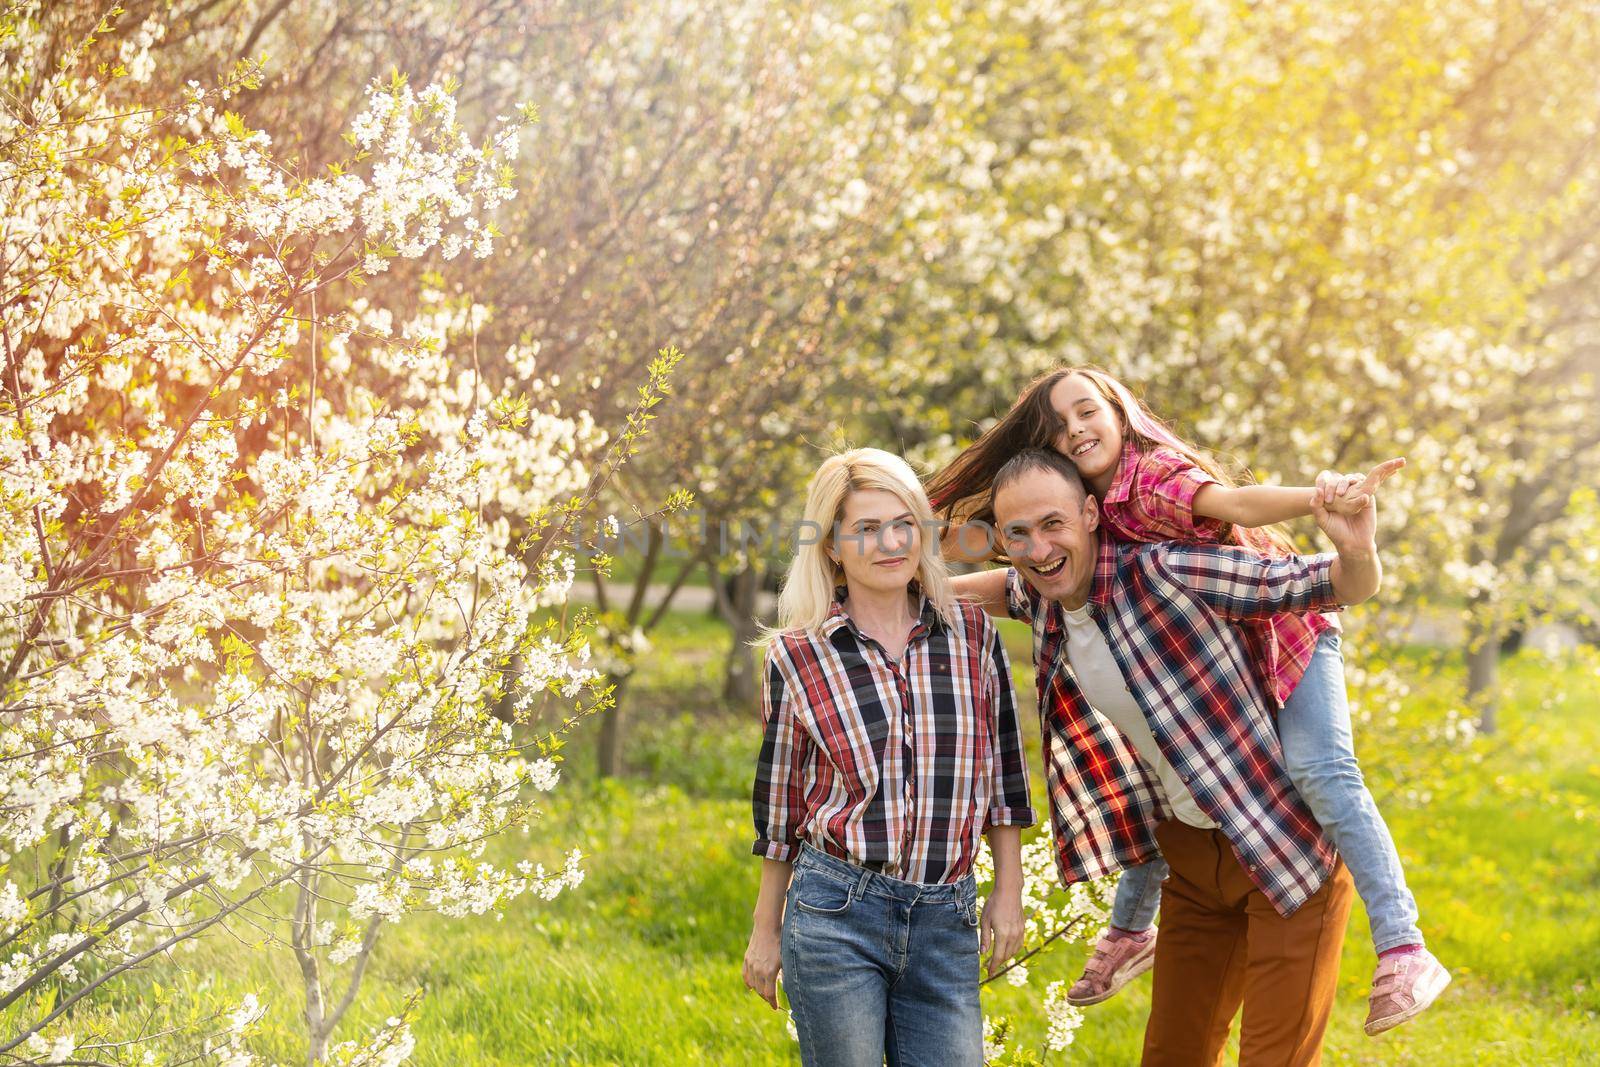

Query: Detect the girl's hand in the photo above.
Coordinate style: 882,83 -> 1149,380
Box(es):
1315,470 -> 1366,515
1313,457 -> 1406,516
1313,480 -> 1379,555
743,924 -> 783,1009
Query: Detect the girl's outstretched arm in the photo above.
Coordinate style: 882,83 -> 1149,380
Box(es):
1192,458 -> 1405,529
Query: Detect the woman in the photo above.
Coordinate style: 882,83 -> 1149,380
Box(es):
742,448 -> 1034,1067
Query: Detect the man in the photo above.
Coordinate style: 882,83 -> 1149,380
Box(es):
953,447 -> 1386,1065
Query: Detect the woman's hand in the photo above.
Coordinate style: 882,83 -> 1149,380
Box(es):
981,885 -> 1026,979
744,857 -> 793,1009
743,923 -> 784,1009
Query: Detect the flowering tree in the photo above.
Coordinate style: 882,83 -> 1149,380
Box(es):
969,839 -> 1108,1061
837,0 -> 1600,731
138,1 -> 1597,724
228,0 -> 1003,774
0,5 -> 660,1061
136,0 -> 918,774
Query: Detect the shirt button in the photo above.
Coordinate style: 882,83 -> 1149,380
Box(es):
1249,865 -> 1258,873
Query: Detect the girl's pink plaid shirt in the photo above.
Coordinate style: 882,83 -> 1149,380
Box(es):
1097,441 -> 1335,708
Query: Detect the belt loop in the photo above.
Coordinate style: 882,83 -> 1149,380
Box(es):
854,867 -> 871,904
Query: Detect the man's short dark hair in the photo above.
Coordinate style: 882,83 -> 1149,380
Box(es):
989,448 -> 1089,522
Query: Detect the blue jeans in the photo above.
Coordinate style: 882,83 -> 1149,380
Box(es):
1109,853 -> 1167,932
1111,631 -> 1424,953
1277,630 -> 1422,952
782,843 -> 983,1067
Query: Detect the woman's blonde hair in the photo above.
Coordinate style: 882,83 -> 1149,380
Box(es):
757,447 -> 958,644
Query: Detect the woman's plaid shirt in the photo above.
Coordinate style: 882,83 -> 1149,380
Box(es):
1007,539 -> 1343,916
752,588 -> 1034,885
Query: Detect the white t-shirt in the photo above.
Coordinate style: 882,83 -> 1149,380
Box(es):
1059,602 -> 1218,829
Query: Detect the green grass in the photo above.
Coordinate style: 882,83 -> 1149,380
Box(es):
51,618 -> 1600,1064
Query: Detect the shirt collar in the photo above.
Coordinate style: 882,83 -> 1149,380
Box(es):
1040,601 -> 1063,637
823,578 -> 944,648
1090,534 -> 1118,609
1098,439 -> 1143,507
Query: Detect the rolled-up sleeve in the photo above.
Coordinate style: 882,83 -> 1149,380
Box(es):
983,620 -> 1035,830
1120,448 -> 1225,541
1153,544 -> 1342,621
752,647 -> 808,861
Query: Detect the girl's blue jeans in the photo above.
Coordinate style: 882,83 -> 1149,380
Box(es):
1110,630 -> 1424,953
781,843 -> 984,1066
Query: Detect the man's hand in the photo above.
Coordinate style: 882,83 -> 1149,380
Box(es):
743,924 -> 783,1009
981,885 -> 1025,979
1315,458 -> 1399,605
1313,457 -> 1405,550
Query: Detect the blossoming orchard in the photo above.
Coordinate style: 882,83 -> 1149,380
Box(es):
3,2 -> 1597,1065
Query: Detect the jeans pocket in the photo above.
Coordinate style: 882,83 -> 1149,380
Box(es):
792,869 -> 855,916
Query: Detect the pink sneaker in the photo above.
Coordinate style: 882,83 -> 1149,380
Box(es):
1364,948 -> 1451,1036
1066,927 -> 1158,1006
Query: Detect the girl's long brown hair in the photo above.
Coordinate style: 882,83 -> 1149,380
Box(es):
926,366 -> 1296,554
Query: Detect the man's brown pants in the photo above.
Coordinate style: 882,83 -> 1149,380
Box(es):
1141,820 -> 1355,1066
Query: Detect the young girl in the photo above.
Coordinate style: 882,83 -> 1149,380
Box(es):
743,448 -> 1034,1065
928,367 -> 1448,1038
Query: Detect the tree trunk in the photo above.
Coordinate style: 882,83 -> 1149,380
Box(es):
721,565 -> 763,706
1466,615 -> 1501,734
710,567 -> 734,618
592,532 -> 699,778
293,870 -> 330,1065
492,650 -> 523,724
596,673 -> 632,778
